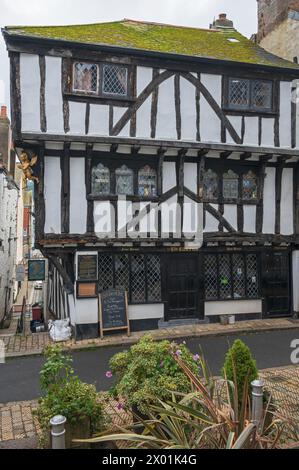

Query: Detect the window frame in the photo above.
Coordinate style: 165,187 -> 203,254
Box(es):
203,160 -> 260,204
97,252 -> 162,305
204,252 -> 261,302
223,75 -> 278,115
89,155 -> 159,201
66,59 -> 136,103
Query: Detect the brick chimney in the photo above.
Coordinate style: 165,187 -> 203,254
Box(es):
212,13 -> 234,29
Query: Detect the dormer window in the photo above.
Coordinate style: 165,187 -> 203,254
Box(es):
70,60 -> 133,101
224,77 -> 274,114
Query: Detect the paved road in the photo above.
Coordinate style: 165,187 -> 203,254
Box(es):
0,328 -> 298,403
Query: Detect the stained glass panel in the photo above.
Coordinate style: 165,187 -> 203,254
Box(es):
91,163 -> 110,195
204,169 -> 218,200
73,62 -> 98,93
223,170 -> 238,199
116,165 -> 134,195
243,171 -> 258,200
138,166 -> 157,197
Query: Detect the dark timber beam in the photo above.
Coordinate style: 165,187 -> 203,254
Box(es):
220,151 -> 232,159
240,152 -> 252,160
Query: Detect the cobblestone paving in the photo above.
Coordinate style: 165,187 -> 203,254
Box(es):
1,318 -> 298,359
1,366 -> 298,446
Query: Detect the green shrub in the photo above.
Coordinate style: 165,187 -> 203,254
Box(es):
35,345 -> 107,448
222,339 -> 258,404
109,334 -> 202,414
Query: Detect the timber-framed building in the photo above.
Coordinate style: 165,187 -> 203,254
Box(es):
3,14 -> 299,339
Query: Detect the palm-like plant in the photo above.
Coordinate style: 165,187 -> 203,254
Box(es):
75,354 -> 299,449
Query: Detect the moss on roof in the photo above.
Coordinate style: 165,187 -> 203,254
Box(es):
4,19 -> 299,69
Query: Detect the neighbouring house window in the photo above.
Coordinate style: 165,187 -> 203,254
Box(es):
102,64 -> 128,97
204,253 -> 259,301
98,253 -> 161,304
243,170 -> 258,200
138,166 -> 157,197
223,170 -> 238,199
115,165 -> 134,195
203,169 -> 218,200
91,163 -> 110,195
226,77 -> 273,112
73,62 -> 99,94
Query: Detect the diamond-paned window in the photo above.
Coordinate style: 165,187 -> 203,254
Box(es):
131,255 -> 146,303
228,78 -> 250,109
91,163 -> 110,195
73,62 -> 98,93
223,170 -> 239,199
246,254 -> 259,298
204,253 -> 259,301
147,255 -> 161,302
98,255 -> 113,291
232,254 -> 245,299
227,77 -> 273,112
138,166 -> 157,197
115,254 -> 130,291
252,80 -> 272,110
243,171 -> 258,200
103,65 -> 128,96
116,165 -> 134,195
204,169 -> 218,200
204,255 -> 218,300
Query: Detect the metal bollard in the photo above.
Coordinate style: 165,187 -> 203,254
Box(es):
251,379 -> 264,429
50,415 -> 67,449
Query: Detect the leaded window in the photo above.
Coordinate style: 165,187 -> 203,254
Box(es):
73,62 -> 98,94
115,165 -> 134,195
204,253 -> 259,301
103,65 -> 128,97
204,169 -> 218,200
243,171 -> 258,200
138,166 -> 157,197
98,253 -> 161,304
91,163 -> 110,195
227,77 -> 273,112
223,170 -> 238,199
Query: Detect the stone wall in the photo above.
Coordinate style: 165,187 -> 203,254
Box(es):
259,16 -> 299,62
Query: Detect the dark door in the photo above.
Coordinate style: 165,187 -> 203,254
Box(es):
165,254 -> 201,321
262,252 -> 291,317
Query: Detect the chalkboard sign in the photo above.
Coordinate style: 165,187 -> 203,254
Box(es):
99,289 -> 130,338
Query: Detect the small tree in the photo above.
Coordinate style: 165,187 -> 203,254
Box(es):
222,339 -> 258,404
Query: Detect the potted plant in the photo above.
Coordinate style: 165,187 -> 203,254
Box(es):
108,335 -> 202,420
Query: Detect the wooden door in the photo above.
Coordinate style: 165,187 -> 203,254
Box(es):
262,252 -> 291,317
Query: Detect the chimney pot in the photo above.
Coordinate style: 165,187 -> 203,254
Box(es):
1,106 -> 7,118
219,13 -> 227,20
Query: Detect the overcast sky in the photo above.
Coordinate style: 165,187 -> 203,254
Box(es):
0,0 -> 258,109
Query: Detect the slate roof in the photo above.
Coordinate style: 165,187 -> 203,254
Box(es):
3,18 -> 299,70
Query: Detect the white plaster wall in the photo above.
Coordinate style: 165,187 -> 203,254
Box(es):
128,304 -> 164,320
94,201 -> 113,234
263,167 -> 276,234
280,81 -> 292,148
280,167 -> 294,235
44,157 -> 62,234
292,251 -> 299,313
243,117 -> 259,146
156,76 -> 177,139
243,205 -> 256,233
180,77 -> 197,141
69,158 -> 87,234
200,74 -> 221,143
261,118 -> 275,147
204,204 -> 219,232
69,102 -> 86,135
88,104 -> 110,136
20,53 -> 40,132
226,116 -> 242,145
183,197 -> 202,235
223,205 -> 238,231
162,162 -> 176,192
184,163 -> 197,193
118,200 -> 133,235
113,107 -> 130,137
136,67 -> 152,138
205,300 -> 262,316
45,56 -> 64,134
161,195 -> 178,235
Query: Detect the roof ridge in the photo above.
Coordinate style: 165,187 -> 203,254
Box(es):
122,18 -> 220,32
